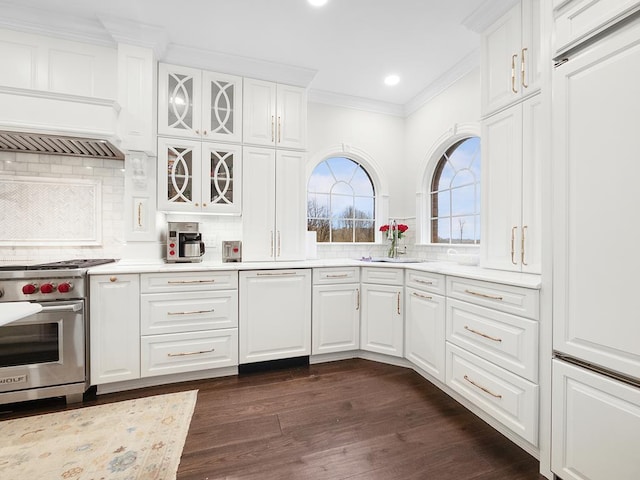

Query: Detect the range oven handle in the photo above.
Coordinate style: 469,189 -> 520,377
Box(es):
39,303 -> 83,313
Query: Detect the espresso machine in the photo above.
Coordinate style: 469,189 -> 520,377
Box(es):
166,222 -> 205,263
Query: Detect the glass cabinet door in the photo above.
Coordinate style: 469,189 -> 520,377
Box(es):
203,143 -> 242,214
158,64 -> 202,139
202,72 -> 243,143
158,138 -> 202,212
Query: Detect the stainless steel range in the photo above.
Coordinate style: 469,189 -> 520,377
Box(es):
0,259 -> 115,405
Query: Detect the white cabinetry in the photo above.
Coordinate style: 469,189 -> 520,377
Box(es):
481,91 -> 542,273
239,269 -> 311,363
404,270 -> 446,381
243,78 -> 307,150
551,359 -> 640,480
158,63 -> 243,143
158,137 -> 242,214
140,271 -> 238,377
242,147 -> 305,261
445,276 -> 540,446
90,274 -> 140,385
481,0 -> 541,116
360,267 -> 404,358
312,267 -> 360,355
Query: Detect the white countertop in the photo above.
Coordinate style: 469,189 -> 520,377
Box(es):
88,258 -> 542,289
0,302 -> 43,327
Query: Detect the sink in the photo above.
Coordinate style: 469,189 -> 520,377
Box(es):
365,257 -> 426,263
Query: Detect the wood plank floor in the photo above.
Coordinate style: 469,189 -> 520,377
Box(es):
0,359 -> 546,479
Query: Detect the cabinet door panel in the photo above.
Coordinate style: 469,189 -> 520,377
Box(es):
157,137 -> 202,212
202,71 -> 243,143
158,63 -> 202,139
276,84 -> 307,150
275,150 -> 306,261
405,288 -> 445,381
202,142 -> 242,214
243,78 -> 276,146
361,284 -> 403,357
312,284 -> 360,354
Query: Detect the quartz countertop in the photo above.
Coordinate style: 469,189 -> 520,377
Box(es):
0,302 -> 43,327
88,258 -> 541,289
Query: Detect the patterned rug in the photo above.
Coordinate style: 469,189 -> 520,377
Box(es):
0,390 -> 197,480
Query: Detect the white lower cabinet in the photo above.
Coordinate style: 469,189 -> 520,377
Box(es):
360,276 -> 404,357
552,359 -> 640,480
90,274 -> 140,385
140,271 -> 238,378
312,267 -> 361,355
239,269 -> 311,363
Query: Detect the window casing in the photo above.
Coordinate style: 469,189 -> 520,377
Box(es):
307,157 -> 376,243
430,137 -> 481,244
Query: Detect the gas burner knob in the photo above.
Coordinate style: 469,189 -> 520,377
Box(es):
22,283 -> 39,295
40,283 -> 55,294
57,282 -> 73,293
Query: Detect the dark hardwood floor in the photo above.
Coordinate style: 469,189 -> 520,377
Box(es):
0,359 -> 546,479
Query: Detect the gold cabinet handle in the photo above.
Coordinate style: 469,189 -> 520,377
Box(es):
168,309 -> 215,316
277,230 -> 281,257
109,276 -> 117,282
167,348 -> 214,357
270,230 -> 274,257
415,279 -> 433,285
167,279 -> 216,284
464,375 -> 503,398
521,47 -> 528,88
521,225 -> 528,266
511,226 -> 517,265
356,288 -> 360,311
464,325 -> 502,342
256,271 -> 297,276
271,116 -> 275,142
277,116 -> 282,143
326,274 -> 349,278
511,54 -> 519,94
464,289 -> 504,301
412,291 -> 432,300
397,292 -> 401,315
137,202 -> 142,227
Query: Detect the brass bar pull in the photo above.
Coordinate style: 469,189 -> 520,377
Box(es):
168,309 -> 214,316
326,274 -> 349,278
511,54 -> 518,93
271,116 -> 275,142
412,292 -> 432,300
168,280 -> 216,284
168,348 -> 214,357
137,202 -> 142,227
464,375 -> 503,399
397,292 -> 401,315
511,226 -> 517,265
256,271 -> 297,276
521,225 -> 528,266
521,48 -> 528,88
356,288 -> 360,311
415,279 -> 433,285
270,230 -> 274,257
278,116 -> 282,143
277,230 -> 281,257
464,325 -> 502,342
464,289 -> 504,301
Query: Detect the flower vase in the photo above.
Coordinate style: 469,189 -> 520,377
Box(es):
388,237 -> 397,258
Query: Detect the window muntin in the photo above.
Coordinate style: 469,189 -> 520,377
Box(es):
430,137 -> 480,244
307,157 -> 375,243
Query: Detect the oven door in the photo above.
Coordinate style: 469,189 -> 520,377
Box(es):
0,300 -> 85,394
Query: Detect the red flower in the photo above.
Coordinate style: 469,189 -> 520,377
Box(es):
397,224 -> 409,233
379,225 -> 389,232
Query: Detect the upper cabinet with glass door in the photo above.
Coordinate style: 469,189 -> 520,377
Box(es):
158,63 -> 243,143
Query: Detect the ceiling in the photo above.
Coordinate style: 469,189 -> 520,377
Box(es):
0,0 -> 516,114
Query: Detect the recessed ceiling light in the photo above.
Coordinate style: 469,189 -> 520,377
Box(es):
384,75 -> 400,86
308,0 -> 328,7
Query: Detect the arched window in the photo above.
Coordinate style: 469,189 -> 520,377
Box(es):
307,157 -> 376,242
430,137 -> 481,244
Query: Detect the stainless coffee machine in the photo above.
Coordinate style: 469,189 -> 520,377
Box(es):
166,222 -> 205,263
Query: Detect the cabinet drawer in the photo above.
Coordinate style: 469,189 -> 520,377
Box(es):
405,269 -> 445,295
446,343 -> 539,446
446,298 -> 538,382
141,290 -> 238,335
446,276 -> 539,320
361,267 -> 403,286
313,267 -> 360,285
141,328 -> 238,377
141,270 -> 238,293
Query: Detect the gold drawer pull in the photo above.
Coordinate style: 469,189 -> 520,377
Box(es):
168,309 -> 215,316
464,375 -> 503,399
464,289 -> 503,301
415,279 -> 433,285
256,271 -> 297,276
167,348 -> 214,357
167,279 -> 216,284
464,325 -> 502,342
326,274 -> 349,278
412,292 -> 432,300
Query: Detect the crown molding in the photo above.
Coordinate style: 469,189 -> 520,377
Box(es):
163,44 -> 317,88
98,16 -> 169,58
307,90 -> 405,117
462,0 -> 520,33
403,49 -> 480,117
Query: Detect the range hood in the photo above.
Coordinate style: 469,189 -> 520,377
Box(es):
0,130 -> 124,160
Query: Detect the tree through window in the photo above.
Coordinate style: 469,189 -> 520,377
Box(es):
430,137 -> 481,244
307,157 -> 375,242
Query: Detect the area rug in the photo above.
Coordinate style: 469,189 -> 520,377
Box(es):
0,390 -> 198,480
